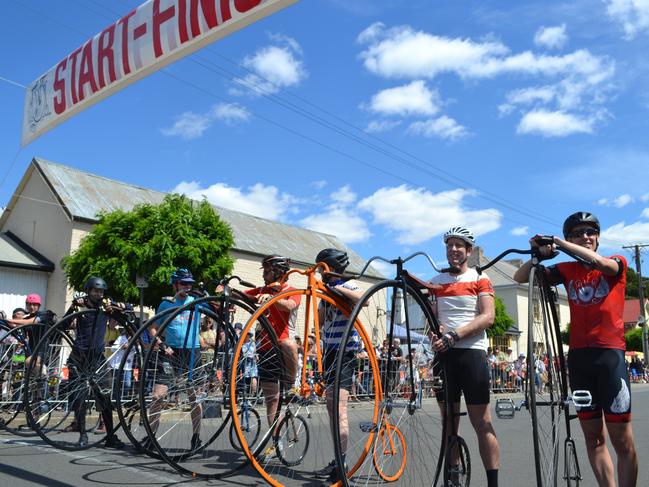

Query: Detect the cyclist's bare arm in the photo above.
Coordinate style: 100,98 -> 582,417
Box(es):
553,236 -> 620,275
330,284 -> 364,304
513,234 -> 620,283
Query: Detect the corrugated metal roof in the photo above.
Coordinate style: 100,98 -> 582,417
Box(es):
34,158 -> 381,277
0,231 -> 55,271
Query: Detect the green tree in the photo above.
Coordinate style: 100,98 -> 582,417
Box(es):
625,265 -> 649,299
625,327 -> 643,352
487,295 -> 514,337
62,194 -> 234,307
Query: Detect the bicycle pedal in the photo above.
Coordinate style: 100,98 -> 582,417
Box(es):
495,398 -> 516,419
571,390 -> 592,408
359,421 -> 378,433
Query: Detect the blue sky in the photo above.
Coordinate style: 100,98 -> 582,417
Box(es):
2,0 -> 649,277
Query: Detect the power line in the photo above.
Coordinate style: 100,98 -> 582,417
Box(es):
0,75 -> 26,89
13,0 -> 632,248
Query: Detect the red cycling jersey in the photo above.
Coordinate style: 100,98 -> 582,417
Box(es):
244,283 -> 300,350
548,255 -> 626,350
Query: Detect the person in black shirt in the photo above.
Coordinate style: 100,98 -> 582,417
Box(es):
63,277 -> 125,449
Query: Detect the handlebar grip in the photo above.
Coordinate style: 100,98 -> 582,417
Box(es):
532,235 -> 555,246
239,279 -> 255,288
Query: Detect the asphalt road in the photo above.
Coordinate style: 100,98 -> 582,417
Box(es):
2,384 -> 648,487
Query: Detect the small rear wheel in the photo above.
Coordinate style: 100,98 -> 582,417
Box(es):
372,421 -> 406,481
275,413 -> 309,467
444,435 -> 471,487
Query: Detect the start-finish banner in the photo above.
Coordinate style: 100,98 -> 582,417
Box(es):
22,0 -> 297,146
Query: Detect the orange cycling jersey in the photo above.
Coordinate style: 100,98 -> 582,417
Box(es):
244,283 -> 300,350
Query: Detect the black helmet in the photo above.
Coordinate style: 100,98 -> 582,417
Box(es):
316,248 -> 349,273
563,212 -> 600,238
84,277 -> 108,293
260,255 -> 290,274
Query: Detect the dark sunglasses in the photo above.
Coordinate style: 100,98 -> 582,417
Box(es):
568,228 -> 599,239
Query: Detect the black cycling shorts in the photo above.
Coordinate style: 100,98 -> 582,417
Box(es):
324,348 -> 355,392
257,348 -> 282,383
435,348 -> 490,405
568,348 -> 631,423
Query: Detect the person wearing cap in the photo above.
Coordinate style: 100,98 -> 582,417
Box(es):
146,268 -> 205,452
513,211 -> 638,487
428,226 -> 500,487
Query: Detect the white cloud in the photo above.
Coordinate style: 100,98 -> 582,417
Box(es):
357,21 -> 386,44
209,103 -> 250,124
614,194 -> 633,207
331,185 -> 357,205
365,120 -> 402,133
161,103 -> 250,139
641,208 -> 649,218
358,24 -> 611,82
408,116 -> 469,141
358,186 -> 502,245
160,111 -> 211,140
367,80 -> 441,116
231,35 -> 306,96
172,181 -> 295,220
517,110 -> 595,136
358,23 -> 615,137
605,0 -> 649,39
600,220 -> 649,248
511,226 -> 529,236
534,24 -> 568,50
300,207 -> 371,243
597,198 -> 609,205
641,192 -> 649,202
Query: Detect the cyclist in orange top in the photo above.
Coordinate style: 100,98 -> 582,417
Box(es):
244,255 -> 300,459
513,211 -> 638,487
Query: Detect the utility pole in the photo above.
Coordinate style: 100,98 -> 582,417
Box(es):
623,244 -> 649,361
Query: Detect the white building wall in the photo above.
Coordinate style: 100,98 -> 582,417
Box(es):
2,170 -> 72,315
0,268 -> 48,316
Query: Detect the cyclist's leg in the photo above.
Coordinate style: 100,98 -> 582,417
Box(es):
598,349 -> 637,487
568,348 -> 614,486
278,338 -> 298,391
459,349 -> 499,483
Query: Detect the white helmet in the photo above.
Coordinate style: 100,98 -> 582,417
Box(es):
443,226 -> 475,246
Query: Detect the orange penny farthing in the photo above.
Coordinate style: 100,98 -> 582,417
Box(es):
229,262 -> 381,487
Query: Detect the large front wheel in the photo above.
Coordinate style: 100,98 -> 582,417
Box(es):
333,280 -> 447,486
230,288 -> 381,486
527,267 -> 562,487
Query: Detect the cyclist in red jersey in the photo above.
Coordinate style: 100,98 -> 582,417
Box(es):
243,255 -> 300,460
513,212 -> 638,487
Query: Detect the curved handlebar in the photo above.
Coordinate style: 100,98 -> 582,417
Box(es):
354,251 -> 455,281
477,238 -> 593,274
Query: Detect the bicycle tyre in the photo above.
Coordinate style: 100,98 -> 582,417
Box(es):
372,422 -> 406,482
1,324 -> 42,435
229,404 -> 261,452
23,311 -> 111,451
275,413 -> 309,467
139,295 -> 257,479
230,288 -> 381,487
564,438 -> 580,487
527,267 -> 562,487
444,435 -> 471,487
333,279 -> 447,487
